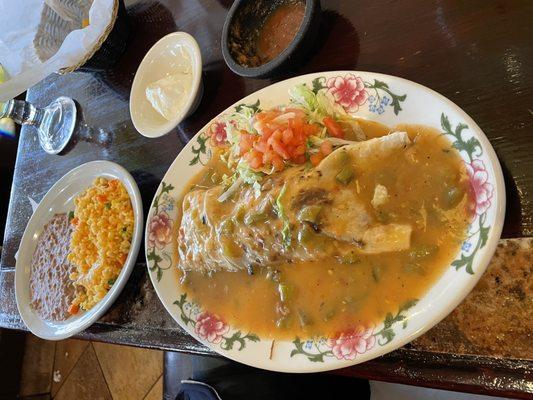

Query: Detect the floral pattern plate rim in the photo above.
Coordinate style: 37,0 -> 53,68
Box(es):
145,71 -> 505,372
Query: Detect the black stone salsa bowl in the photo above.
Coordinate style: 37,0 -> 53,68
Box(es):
221,0 -> 321,79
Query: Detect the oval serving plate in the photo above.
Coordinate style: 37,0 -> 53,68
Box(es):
16,160 -> 143,340
145,71 -> 505,372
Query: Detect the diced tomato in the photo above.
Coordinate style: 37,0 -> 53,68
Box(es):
310,152 -> 324,166
244,150 -> 262,169
263,151 -> 273,164
253,120 -> 271,136
96,194 -> 108,203
254,113 -> 266,122
259,109 -> 281,121
68,304 -> 79,315
303,124 -> 319,136
287,137 -> 298,147
272,154 -> 284,171
281,129 -> 294,144
242,132 -> 256,143
238,110 -> 333,172
286,145 -> 296,157
253,141 -> 267,153
294,154 -> 306,164
294,144 -> 307,156
260,128 -> 273,142
320,140 -> 333,156
239,132 -> 255,155
298,132 -> 308,146
249,156 -> 262,169
323,117 -> 344,138
239,142 -> 250,155
267,129 -> 282,146
289,117 -> 304,131
271,139 -> 290,160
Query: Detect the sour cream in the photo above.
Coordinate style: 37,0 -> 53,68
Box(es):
145,46 -> 192,121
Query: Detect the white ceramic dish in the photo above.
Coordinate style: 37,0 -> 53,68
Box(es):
15,160 -> 143,340
145,71 -> 505,372
130,32 -> 203,138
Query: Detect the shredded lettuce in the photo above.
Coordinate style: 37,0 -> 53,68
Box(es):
316,90 -> 347,118
236,161 -> 263,184
275,184 -> 291,247
252,181 -> 262,199
217,161 -> 264,202
220,106 -> 258,163
221,172 -> 237,188
235,103 -> 258,119
217,176 -> 242,202
289,84 -> 347,124
288,84 -> 366,141
308,135 -> 324,147
289,84 -> 318,111
215,102 -> 267,202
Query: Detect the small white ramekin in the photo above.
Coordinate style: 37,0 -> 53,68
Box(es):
130,32 -> 203,138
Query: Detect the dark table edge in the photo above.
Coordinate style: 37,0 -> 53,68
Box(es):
1,307 -> 531,399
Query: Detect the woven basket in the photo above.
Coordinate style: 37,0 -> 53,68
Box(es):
33,0 -> 129,73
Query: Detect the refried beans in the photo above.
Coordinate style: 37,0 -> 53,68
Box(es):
29,213 -> 76,322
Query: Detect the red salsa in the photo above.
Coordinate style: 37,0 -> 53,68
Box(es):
257,2 -> 305,63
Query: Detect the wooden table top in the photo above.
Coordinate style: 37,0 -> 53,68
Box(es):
1,0 -> 532,397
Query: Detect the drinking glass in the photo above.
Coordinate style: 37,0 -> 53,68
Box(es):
0,96 -> 76,154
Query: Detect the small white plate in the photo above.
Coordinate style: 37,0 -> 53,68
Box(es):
130,31 -> 203,138
15,160 -> 143,340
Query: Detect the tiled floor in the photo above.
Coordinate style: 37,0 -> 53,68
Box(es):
19,334 -> 163,400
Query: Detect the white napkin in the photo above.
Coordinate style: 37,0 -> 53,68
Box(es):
0,0 -> 114,102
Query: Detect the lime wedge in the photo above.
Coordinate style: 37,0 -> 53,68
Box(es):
0,64 -> 16,137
